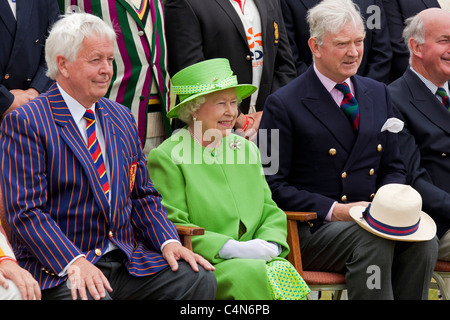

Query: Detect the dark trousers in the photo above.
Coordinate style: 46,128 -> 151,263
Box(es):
42,250 -> 217,300
299,221 -> 439,299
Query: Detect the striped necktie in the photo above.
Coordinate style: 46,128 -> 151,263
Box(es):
84,110 -> 110,197
436,87 -> 450,110
335,82 -> 360,133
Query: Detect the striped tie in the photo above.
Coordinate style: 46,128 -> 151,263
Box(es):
84,110 -> 110,197
335,82 -> 360,133
436,87 -> 450,110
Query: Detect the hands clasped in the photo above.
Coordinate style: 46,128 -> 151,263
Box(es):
219,239 -> 280,262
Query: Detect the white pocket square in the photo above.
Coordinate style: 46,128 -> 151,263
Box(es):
381,117 -> 404,133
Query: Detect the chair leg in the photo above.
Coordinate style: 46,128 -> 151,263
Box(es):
333,290 -> 343,300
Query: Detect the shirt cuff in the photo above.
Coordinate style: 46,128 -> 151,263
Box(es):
325,201 -> 337,222
58,254 -> 86,277
160,239 -> 181,252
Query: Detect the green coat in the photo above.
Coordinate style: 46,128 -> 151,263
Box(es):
148,129 -> 289,299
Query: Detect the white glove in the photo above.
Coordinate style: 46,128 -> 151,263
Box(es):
219,239 -> 281,262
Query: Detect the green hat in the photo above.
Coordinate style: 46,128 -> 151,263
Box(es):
168,58 -> 257,118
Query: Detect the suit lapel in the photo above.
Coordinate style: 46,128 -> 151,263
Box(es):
50,84 -> 110,218
9,0 -> 33,61
422,0 -> 441,8
215,0 -> 248,44
300,0 -> 319,10
404,68 -> 450,134
302,67 -> 356,153
115,0 -> 145,31
0,0 -> 16,38
253,0 -> 267,43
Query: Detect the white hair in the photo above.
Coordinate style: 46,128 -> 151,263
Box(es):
177,96 -> 206,124
403,14 -> 426,60
307,0 -> 365,45
45,13 -> 117,80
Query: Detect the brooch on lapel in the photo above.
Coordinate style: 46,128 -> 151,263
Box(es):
129,162 -> 137,193
229,139 -> 241,151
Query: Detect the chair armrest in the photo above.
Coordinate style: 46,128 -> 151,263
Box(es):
176,225 -> 205,250
285,211 -> 317,222
176,225 -> 205,236
285,211 -> 316,276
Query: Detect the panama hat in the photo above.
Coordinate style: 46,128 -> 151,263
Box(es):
167,58 -> 257,118
349,184 -> 436,241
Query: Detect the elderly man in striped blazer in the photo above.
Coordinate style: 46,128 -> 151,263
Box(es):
0,12 -> 216,300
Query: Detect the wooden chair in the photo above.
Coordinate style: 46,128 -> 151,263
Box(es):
286,211 -> 346,300
431,260 -> 450,300
176,225 -> 204,250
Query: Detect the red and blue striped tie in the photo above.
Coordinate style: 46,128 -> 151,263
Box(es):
335,82 -> 360,133
436,87 -> 450,110
84,110 -> 110,197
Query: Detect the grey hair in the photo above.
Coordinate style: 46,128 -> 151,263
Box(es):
403,14 -> 426,60
177,96 -> 206,124
307,0 -> 365,45
45,13 -> 117,80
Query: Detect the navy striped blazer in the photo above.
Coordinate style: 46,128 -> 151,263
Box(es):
0,84 -> 179,289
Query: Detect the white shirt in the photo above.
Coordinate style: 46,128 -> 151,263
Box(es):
230,0 -> 263,111
7,0 -> 16,19
410,67 -> 450,105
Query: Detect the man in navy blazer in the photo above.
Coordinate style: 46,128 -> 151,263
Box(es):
259,0 -> 438,299
382,0 -> 443,82
0,0 -> 59,116
388,8 -> 450,262
281,0 -> 392,83
0,13 -> 216,300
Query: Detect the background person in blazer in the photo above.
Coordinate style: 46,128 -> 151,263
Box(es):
388,8 -> 450,262
164,0 -> 296,136
0,13 -> 216,300
0,0 -> 59,116
57,0 -> 172,156
280,0 -> 393,83
258,0 -> 438,299
382,0 -> 446,83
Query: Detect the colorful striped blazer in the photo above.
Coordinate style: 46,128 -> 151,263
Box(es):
58,0 -> 172,145
0,84 -> 179,290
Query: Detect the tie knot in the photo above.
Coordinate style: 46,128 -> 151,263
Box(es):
83,109 -> 95,123
335,82 -> 351,95
436,87 -> 448,98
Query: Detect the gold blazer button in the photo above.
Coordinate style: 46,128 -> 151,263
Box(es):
329,148 -> 337,156
95,248 -> 102,256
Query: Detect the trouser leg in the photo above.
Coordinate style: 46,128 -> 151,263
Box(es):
298,221 -> 436,299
